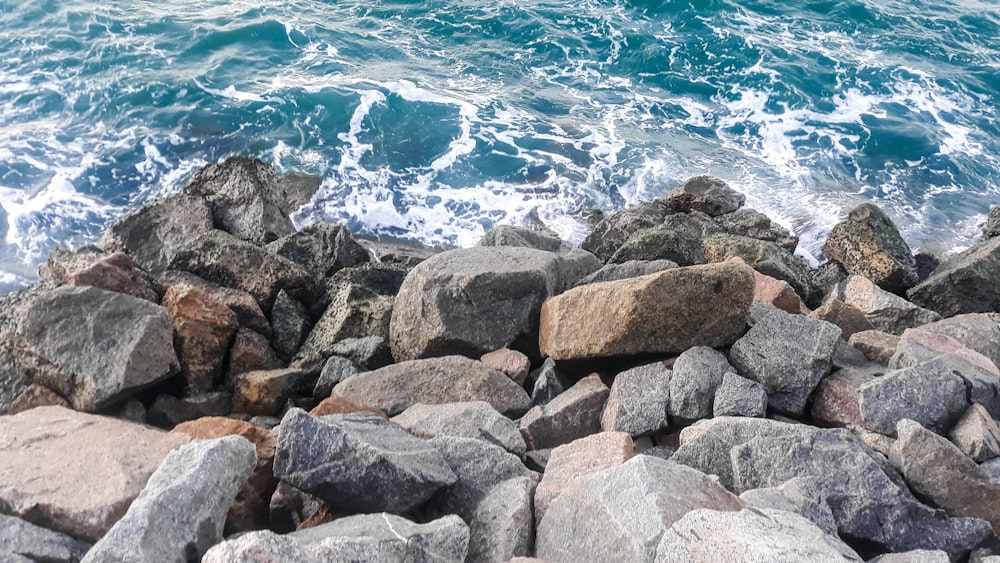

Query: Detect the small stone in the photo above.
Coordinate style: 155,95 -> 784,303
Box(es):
519,374 -> 609,450
480,348 -> 531,386
601,361 -> 671,435
392,401 -> 527,458
669,346 -> 732,421
312,356 -> 360,398
713,372 -> 767,418
949,404 -> 1000,463
810,369 -> 876,428
848,330 -> 900,364
808,298 -> 875,341
231,369 -> 305,417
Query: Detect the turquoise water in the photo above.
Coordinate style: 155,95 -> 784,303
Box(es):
1,0 -> 998,291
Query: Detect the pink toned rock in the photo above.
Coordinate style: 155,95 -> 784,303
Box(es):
948,404 -> 1000,463
480,348 -> 531,385
0,406 -> 190,542
156,271 -> 271,337
40,247 -> 157,302
729,257 -> 807,314
810,369 -> 876,428
809,299 -> 875,340
163,283 -> 239,392
227,329 -> 283,381
7,384 -> 69,414
309,396 -> 387,418
231,369 -> 304,416
534,432 -> 633,526
895,329 -> 1000,377
849,330 -> 900,364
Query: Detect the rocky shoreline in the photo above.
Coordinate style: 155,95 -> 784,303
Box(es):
2,156 -> 1000,562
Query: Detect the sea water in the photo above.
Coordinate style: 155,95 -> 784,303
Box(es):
1,0 -> 998,292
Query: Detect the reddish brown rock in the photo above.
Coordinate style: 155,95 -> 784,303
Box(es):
948,404 -> 1000,463
163,283 -> 239,392
309,396 -> 387,418
729,257 -> 807,314
7,384 -> 69,414
894,329 -> 1000,377
156,271 -> 271,336
41,248 -> 158,302
809,299 -> 875,341
519,374 -> 610,450
848,330 -> 900,364
534,432 -> 633,526
480,348 -> 532,385
539,263 -> 754,360
231,369 -> 305,416
810,369 -> 876,428
0,406 -> 190,542
227,329 -> 283,380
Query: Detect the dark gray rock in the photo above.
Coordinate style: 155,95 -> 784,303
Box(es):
16,285 -> 178,412
266,222 -> 370,278
99,193 -> 214,273
529,357 -> 572,408
713,372 -> 768,418
267,481 -> 327,534
608,211 -> 722,265
918,314 -> 1000,372
81,436 -> 256,563
0,514 -> 91,563
983,207 -> 1000,240
580,199 -> 674,262
313,356 -> 360,398
829,275 -> 941,335
669,346 -> 732,421
821,203 -> 918,294
273,409 -> 457,513
601,361 -> 671,435
714,208 -> 799,252
575,259 -> 678,286
328,336 -> 394,371
666,175 -> 746,217
729,306 -> 840,416
393,402 -> 527,458
479,224 -> 563,252
146,392 -> 231,428
739,478 -> 838,536
279,172 -> 322,210
908,237 -> 1000,317
270,290 -> 312,360
519,374 -> 609,450
702,233 -> 812,297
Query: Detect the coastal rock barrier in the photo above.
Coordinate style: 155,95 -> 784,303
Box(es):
2,156 -> 1000,562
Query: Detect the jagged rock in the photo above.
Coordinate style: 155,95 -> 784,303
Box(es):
519,374 -> 609,450
908,237 -> 1000,316
739,478 -> 838,536
17,285 -> 179,411
810,369 -> 875,428
529,358 -> 572,408
310,396 -> 386,418
601,361 -> 671,435
266,480 -> 331,534
0,406 -> 190,542
666,175 -> 746,217
828,275 -> 941,335
202,514 -> 470,563
535,455 -> 743,562
270,290 -> 312,360
393,401 -> 527,458
333,356 -> 530,417
357,236 -> 442,267
917,314 -> 1000,372
869,551 -> 950,563
146,392 -> 231,428
608,211 -> 722,265
703,233 -> 812,297
669,346 -> 732,421
714,208 -> 799,252
539,262 -> 754,360
712,372 -> 767,418
580,199 -> 674,262
810,260 -> 849,304
312,356 -> 360,398
744,261 -> 807,314
274,409 -> 457,513
99,193 -> 214,273
728,305 -> 840,416
0,514 -> 91,563
162,283 -> 238,392
821,203 -> 918,294
533,432 -> 633,526
328,336 -> 394,371
575,259 -> 678,286
6,383 -> 69,414
848,330 -> 900,364
480,348 -> 531,386
40,247 -> 157,301
227,328 -> 283,379
949,404 -> 1000,463
266,222 -> 369,278
479,224 -> 563,252
656,508 -> 863,562
915,253 -> 941,282
280,172 -> 323,210
182,156 -> 295,244
807,298 -> 874,340
389,246 -> 599,362
983,207 -> 1000,239
155,270 -> 271,336
81,436 -> 256,563
857,356 -> 970,436
231,369 -> 306,416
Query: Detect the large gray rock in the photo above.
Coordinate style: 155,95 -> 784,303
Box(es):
390,246 -> 599,362
714,208 -> 799,253
666,175 -> 746,217
580,199 -> 674,262
608,211 -> 722,266
519,374 -> 609,450
266,222 -> 370,278
601,361 -> 671,435
273,409 -> 457,513
16,285 -> 178,412
333,356 -> 531,417
828,275 -> 941,335
202,513 -> 470,563
81,436 -> 256,563
575,259 -> 678,286
393,401 -> 527,458
479,224 -> 563,252
99,193 -> 214,273
535,455 -> 743,562
821,203 -> 918,294
702,233 -> 812,297
917,314 -> 1000,372
655,508 -> 863,563
908,237 -> 1000,317
669,346 -> 732,421
728,305 -> 840,416
739,478 -> 838,536
0,515 -> 91,563
39,246 -> 158,302
712,372 -> 767,418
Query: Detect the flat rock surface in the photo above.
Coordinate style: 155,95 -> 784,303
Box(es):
392,401 -> 527,458
519,374 -> 609,450
908,236 -> 1000,317
829,275 -> 941,335
601,361 -> 671,435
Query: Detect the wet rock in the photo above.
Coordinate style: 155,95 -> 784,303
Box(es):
270,290 -> 312,361
821,203 -> 918,294
81,436 -> 256,563
328,336 -> 394,370
728,304 -> 840,416
713,372 -> 768,418
333,356 -> 530,417
857,356 -> 969,436
480,348 -> 531,386
608,211 -> 722,265
949,404 -> 1000,463
231,369 -> 305,416
848,330 -> 900,364
155,270 -> 271,336
739,478 -> 838,536
810,369 -> 876,428
390,246 -> 599,362
908,237 -> 1000,317
312,356 -> 359,398
393,401 -> 527,458
99,193 -> 214,273
601,361 -> 671,435
714,208 -> 799,252
519,374 -> 609,450
0,406 -> 190,542
703,233 -> 812,297
807,298 -> 875,341
40,247 -> 157,301
17,285 -> 179,412
0,514 -> 91,563
479,224 -> 563,252
666,175 -> 746,217
917,314 -> 1000,372
162,283 -> 238,392
575,259 -> 678,286
273,409 -> 457,513
983,206 -> 1000,239
828,275 -> 941,335
580,199 -> 674,262
266,222 -> 369,278
539,262 -> 754,360
6,383 -> 69,414
146,392 -> 231,428
226,328 -> 283,379
669,346 -> 732,421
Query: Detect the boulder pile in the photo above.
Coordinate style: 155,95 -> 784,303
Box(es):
3,162 -> 1000,562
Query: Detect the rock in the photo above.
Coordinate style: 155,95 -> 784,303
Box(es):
889,328 -> 999,373
146,392 -> 231,428
389,246 -> 599,362
392,401 -> 527,458
17,285 -> 179,412
580,199 -> 674,262
656,508 -> 863,562
81,436 -> 256,563
601,361 -> 671,435
231,369 -> 306,416
40,247 -> 157,301
533,432 -> 633,527
739,478 -> 838,536
949,404 -> 1000,463
480,348 -> 531,386
0,406 -> 190,542
519,374 -> 609,450
266,222 -> 369,278
312,356 -> 360,398
182,156 -> 295,244
117,398 -> 148,424
728,305 -> 840,416
917,314 -> 1000,372
908,237 -> 1000,316
575,259 -> 678,286
821,203 -> 919,294
983,207 -> 1000,239
169,229 -> 314,311
810,369 -> 876,428
535,455 -> 743,562
666,175 -> 746,216
608,211 -> 722,265
99,193 -> 214,273
848,330 -> 900,364
155,270 -> 271,336
0,514 -> 91,563
669,346 -> 732,421
6,383 -> 70,414
714,208 -> 799,252
270,290 -> 312,361
828,275 -> 941,335
809,261 -> 849,305
868,551 -> 950,563
273,409 -> 457,513
712,372 -> 767,418
279,172 -> 322,210
202,513 -> 470,563
703,233 -> 812,297
461,475 -> 537,563
529,358 -> 572,408
333,356 -> 530,417
328,336 -> 394,371
807,298 -> 875,341
162,283 -> 239,392
746,264 -> 807,314
309,396 -> 386,418
479,224 -> 563,252
227,328 -> 283,379
857,356 -> 970,436
266,480 -> 330,534
539,262 -> 754,360
357,236 -> 442,267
